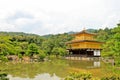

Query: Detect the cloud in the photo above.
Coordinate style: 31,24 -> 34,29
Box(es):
101,13 -> 120,28
0,22 -> 16,31
0,0 -> 119,35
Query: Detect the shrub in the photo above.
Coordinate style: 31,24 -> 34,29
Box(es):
101,75 -> 120,80
64,72 -> 92,80
38,50 -> 46,61
0,73 -> 9,80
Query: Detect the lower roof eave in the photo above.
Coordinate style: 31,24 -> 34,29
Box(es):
67,48 -> 102,50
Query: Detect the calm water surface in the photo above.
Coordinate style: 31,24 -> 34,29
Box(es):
0,59 -> 113,80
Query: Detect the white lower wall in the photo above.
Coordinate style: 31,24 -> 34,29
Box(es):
94,50 -> 100,56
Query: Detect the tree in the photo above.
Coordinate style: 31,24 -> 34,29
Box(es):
38,50 -> 46,61
27,43 -> 39,56
52,47 -> 60,57
58,47 -> 67,56
106,24 -> 120,56
0,44 -> 9,56
102,24 -> 120,65
96,29 -> 109,42
42,39 -> 54,55
52,47 -> 67,57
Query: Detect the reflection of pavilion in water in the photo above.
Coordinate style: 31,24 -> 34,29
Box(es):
68,60 -> 101,69
94,61 -> 100,67
86,61 -> 100,68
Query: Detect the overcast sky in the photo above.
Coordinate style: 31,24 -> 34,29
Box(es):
0,0 -> 120,35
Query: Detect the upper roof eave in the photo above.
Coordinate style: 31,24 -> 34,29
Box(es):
66,40 -> 104,44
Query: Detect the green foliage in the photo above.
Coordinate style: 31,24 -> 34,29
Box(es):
101,24 -> 120,58
114,57 -> 120,66
0,31 -> 72,61
101,75 -> 120,80
0,56 -> 8,62
64,72 -> 120,80
95,28 -> 112,42
64,72 -> 92,80
42,33 -> 72,56
27,43 -> 39,56
0,44 -> 9,56
111,26 -> 120,56
65,73 -> 120,80
38,50 -> 46,61
52,47 -> 67,57
42,39 -> 54,55
52,47 -> 60,57
96,29 -> 108,42
0,73 -> 9,80
14,46 -> 22,55
58,47 -> 67,56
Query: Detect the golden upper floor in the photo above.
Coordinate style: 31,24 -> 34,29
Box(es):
66,30 -> 103,49
72,30 -> 96,41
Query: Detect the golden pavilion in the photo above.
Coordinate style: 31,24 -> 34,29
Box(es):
66,29 -> 103,58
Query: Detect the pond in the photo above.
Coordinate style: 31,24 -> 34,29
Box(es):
0,59 -> 119,80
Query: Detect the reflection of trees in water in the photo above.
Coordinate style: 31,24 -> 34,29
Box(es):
0,59 -> 118,79
0,59 -> 102,79
0,60 -> 69,78
0,73 -> 9,80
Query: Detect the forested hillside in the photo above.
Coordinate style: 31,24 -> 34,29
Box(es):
0,31 -> 73,61
0,23 -> 120,65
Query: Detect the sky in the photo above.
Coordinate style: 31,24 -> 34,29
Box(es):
0,0 -> 120,35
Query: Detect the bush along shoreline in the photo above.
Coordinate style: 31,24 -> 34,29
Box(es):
64,72 -> 120,80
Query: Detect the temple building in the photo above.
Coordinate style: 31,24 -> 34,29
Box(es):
66,29 -> 103,59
